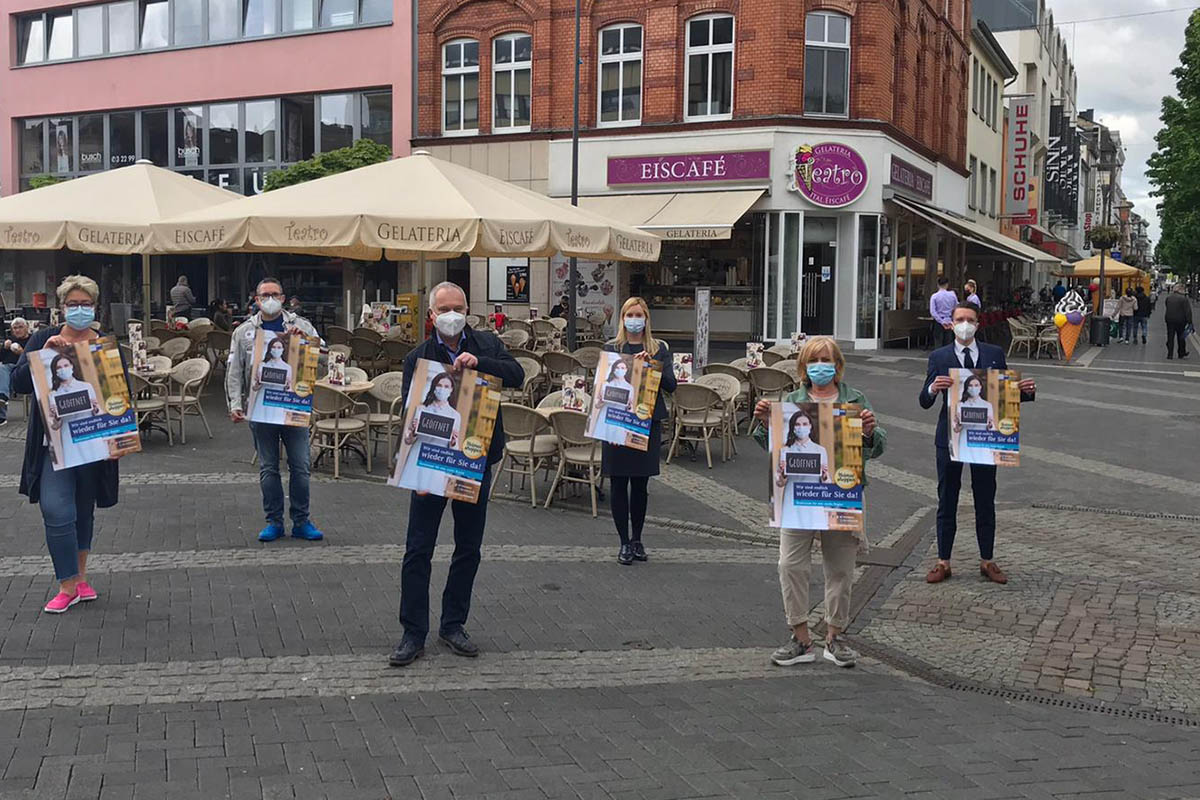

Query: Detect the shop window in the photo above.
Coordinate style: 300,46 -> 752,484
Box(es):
79,115 -> 105,172
175,106 -> 204,167
968,155 -> 977,209
110,112 -> 138,167
283,96 -> 316,161
360,0 -> 392,23
361,92 -> 392,146
50,119 -> 74,174
209,168 -> 242,193
443,39 -> 480,134
210,0 -> 242,41
77,5 -> 105,57
141,0 -> 170,49
598,24 -> 642,126
283,0 -> 315,31
47,12 -> 74,60
108,2 -> 138,53
244,0 -> 279,36
21,120 -> 45,176
856,215 -> 879,339
804,11 -> 849,117
142,109 -> 169,166
685,14 -> 734,120
493,33 -> 532,131
17,16 -> 46,65
245,100 -> 278,163
209,103 -> 240,165
989,167 -> 998,216
319,94 -> 354,151
320,0 -> 356,27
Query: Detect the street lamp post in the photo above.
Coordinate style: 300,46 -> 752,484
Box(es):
566,0 -> 582,351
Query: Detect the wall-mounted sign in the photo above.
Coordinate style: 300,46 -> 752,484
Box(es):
787,143 -> 869,208
607,150 -> 771,186
888,156 -> 933,200
1005,100 -> 1036,225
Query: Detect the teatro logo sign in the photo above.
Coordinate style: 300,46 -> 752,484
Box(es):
787,143 -> 869,208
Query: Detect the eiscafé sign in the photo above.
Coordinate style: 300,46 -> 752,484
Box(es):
1005,99 -> 1036,225
607,150 -> 771,186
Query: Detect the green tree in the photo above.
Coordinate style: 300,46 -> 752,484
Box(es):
1147,10 -> 1200,279
28,174 -> 64,190
264,138 -> 391,191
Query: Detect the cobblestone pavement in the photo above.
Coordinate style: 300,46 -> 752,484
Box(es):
0,345 -> 1198,798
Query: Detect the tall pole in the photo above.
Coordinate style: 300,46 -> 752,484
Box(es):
566,0 -> 581,351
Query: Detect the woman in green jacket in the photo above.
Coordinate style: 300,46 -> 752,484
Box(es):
752,336 -> 887,668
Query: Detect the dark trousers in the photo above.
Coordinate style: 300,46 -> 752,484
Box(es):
610,475 -> 649,544
400,469 -> 491,643
932,323 -> 953,347
935,447 -> 997,561
1166,321 -> 1189,357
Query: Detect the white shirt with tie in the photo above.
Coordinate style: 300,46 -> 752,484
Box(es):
927,339 -> 981,397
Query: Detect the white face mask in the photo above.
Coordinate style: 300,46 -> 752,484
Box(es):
259,297 -> 282,316
434,385 -> 452,402
795,424 -> 811,438
953,321 -> 978,343
968,385 -> 981,398
435,311 -> 466,338
269,346 -> 284,359
56,366 -> 74,381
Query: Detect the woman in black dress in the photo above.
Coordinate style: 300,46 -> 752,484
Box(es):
602,297 -> 676,565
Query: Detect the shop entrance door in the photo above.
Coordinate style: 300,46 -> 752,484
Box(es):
801,217 -> 837,335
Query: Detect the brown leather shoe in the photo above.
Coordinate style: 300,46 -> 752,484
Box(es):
980,561 -> 1008,584
925,563 -> 952,583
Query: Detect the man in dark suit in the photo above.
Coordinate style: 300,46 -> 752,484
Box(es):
390,281 -> 524,667
919,302 -> 1036,585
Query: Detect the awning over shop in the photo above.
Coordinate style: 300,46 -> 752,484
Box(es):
889,195 -> 1061,266
576,189 -> 764,241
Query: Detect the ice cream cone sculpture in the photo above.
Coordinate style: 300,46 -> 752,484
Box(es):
795,145 -> 815,192
1054,292 -> 1088,361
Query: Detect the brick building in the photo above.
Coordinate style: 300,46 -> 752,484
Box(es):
414,0 -> 1039,348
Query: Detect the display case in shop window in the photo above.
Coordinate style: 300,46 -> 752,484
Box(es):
634,239 -> 758,337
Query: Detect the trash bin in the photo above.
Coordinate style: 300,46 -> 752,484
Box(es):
1090,315 -> 1110,346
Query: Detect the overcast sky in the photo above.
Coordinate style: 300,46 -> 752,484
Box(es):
1046,0 -> 1192,247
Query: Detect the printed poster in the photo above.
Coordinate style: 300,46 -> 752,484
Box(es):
790,331 -> 808,354
768,402 -> 864,532
326,350 -> 348,386
551,254 -> 618,337
948,368 -> 1021,466
127,322 -> 150,372
247,329 -> 320,427
746,342 -> 764,369
673,352 -> 693,383
694,287 -> 711,372
586,351 -> 661,450
31,337 -> 141,471
561,373 -> 589,411
389,358 -> 502,503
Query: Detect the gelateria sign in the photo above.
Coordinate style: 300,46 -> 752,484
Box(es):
607,150 -> 771,186
787,143 -> 869,208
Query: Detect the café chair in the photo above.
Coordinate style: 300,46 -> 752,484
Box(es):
166,357 -> 213,444
667,383 -> 724,469
354,370 -> 406,463
695,373 -> 740,460
490,403 -> 557,507
311,385 -> 371,479
325,325 -> 353,346
129,372 -> 172,446
544,409 -> 603,517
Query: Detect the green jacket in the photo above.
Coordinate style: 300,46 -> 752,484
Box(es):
753,382 -> 887,485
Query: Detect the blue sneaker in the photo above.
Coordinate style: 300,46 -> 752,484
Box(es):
258,523 -> 285,542
291,521 -> 324,541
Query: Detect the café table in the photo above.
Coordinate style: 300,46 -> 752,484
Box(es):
312,379 -> 376,468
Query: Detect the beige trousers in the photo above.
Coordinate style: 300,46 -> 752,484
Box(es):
778,529 -> 858,629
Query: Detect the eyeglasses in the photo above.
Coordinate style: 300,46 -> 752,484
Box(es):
258,292 -> 284,300
64,302 -> 95,310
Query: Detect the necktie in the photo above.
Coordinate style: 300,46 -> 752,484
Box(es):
963,349 -> 975,370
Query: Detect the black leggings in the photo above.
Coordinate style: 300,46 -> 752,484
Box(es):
609,476 -> 649,545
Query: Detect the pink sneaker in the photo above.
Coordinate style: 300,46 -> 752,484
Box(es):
76,581 -> 98,602
44,591 -> 80,614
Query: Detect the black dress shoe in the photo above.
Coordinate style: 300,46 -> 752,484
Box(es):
388,638 -> 424,667
617,543 -> 634,565
439,628 -> 480,657
631,542 -> 648,562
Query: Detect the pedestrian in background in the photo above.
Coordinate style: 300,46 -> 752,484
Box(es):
1164,284 -> 1192,360
227,277 -> 325,543
1052,280 -> 1067,302
390,282 -> 524,668
964,279 -> 981,310
920,303 -> 1036,586
1133,286 -> 1151,345
170,275 -> 195,320
1116,288 -> 1137,343
603,297 -> 676,566
0,316 -> 32,427
752,336 -> 886,668
12,276 -> 117,614
929,277 -> 957,347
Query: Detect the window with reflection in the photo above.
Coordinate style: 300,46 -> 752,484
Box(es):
443,39 -> 480,133
283,96 -> 316,161
110,113 -> 138,167
173,0 -> 202,45
18,16 -> 45,64
283,0 -> 314,31
685,15 -> 734,119
804,11 -> 850,116
209,169 -> 242,193
493,33 -> 532,131
320,0 -> 356,27
175,107 -> 204,167
598,24 -> 642,125
361,92 -> 392,145
209,0 -> 241,41
142,110 -> 169,165
319,94 -> 354,151
360,0 -> 392,23
244,0 -> 278,36
50,119 -> 74,174
47,12 -> 74,60
108,2 -> 137,52
209,104 -> 240,164
78,5 -> 105,57
141,0 -> 170,49
79,115 -> 105,172
21,120 -> 45,175
245,101 -> 278,162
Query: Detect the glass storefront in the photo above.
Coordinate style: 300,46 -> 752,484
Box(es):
18,89 -> 392,194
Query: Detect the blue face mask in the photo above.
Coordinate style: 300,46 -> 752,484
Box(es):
65,305 -> 95,331
806,362 -> 837,386
624,317 -> 646,334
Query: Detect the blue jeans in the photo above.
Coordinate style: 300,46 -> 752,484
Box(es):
0,363 -> 14,420
39,455 -> 98,581
249,422 -> 311,526
1133,316 -> 1148,341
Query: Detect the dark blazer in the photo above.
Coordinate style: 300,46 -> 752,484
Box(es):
12,326 -> 121,507
602,339 -> 678,422
401,326 -> 524,466
918,341 -> 1032,450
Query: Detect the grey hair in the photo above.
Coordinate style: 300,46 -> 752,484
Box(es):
10,317 -> 29,328
56,274 -> 100,305
429,281 -> 467,309
177,275 -> 189,285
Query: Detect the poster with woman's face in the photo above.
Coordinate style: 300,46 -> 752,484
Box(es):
388,357 -> 501,504
586,351 -> 660,450
768,401 -> 863,532
948,368 -> 1021,466
247,330 -> 318,427
30,337 -> 140,470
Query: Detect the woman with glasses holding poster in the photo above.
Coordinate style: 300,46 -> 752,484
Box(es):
11,275 -> 122,614
752,336 -> 887,668
603,298 -> 676,566
46,352 -> 110,465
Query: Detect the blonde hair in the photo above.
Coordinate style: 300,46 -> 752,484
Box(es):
56,274 -> 100,305
965,279 -> 977,293
796,336 -> 845,387
613,296 -> 660,357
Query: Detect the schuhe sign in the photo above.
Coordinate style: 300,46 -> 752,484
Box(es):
607,150 -> 771,186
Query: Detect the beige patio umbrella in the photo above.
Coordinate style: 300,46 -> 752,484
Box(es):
150,151 -> 662,276
0,161 -> 242,321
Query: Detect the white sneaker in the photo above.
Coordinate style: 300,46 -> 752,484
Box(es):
771,635 -> 816,666
823,637 -> 858,668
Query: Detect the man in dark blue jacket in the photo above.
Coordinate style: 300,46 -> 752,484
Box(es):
919,302 -> 1036,586
390,281 -> 524,667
